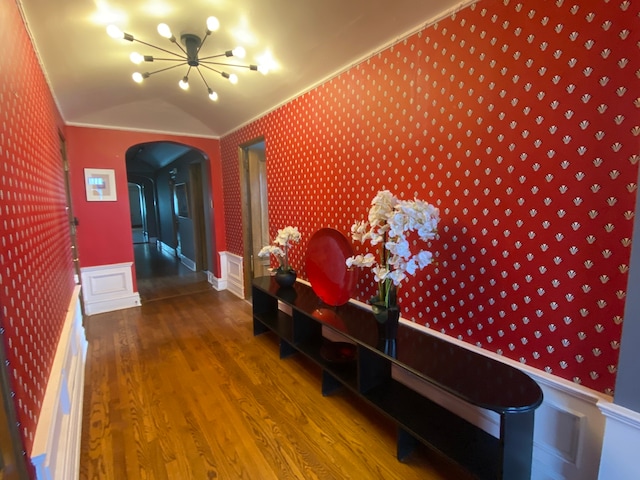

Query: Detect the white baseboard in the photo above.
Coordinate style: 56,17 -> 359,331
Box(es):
219,251 -> 244,298
31,286 -> 86,480
180,254 -> 196,271
80,262 -> 141,315
208,270 -> 228,290
597,401 -> 640,479
158,240 -> 175,257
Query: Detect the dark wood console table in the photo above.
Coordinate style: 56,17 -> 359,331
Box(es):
252,276 -> 543,479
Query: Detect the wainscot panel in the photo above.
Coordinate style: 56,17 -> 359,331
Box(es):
31,286 -> 86,480
80,262 -> 141,315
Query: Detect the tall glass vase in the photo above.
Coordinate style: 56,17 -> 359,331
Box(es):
379,305 -> 400,358
370,284 -> 399,357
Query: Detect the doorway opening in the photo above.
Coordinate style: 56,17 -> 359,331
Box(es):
126,142 -> 214,303
128,182 -> 147,244
240,138 -> 269,299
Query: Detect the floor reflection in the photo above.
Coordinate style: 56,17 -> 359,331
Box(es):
134,241 -> 210,303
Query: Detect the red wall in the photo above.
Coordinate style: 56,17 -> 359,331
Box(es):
65,127 -> 225,280
0,0 -> 76,457
221,0 -> 640,394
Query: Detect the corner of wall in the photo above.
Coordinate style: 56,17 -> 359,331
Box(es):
597,402 -> 640,479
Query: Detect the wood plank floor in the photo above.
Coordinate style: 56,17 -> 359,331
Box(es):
80,246 -> 472,479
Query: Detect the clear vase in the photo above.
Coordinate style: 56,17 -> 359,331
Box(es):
379,305 -> 400,358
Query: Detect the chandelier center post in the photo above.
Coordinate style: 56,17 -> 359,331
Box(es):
181,34 -> 202,67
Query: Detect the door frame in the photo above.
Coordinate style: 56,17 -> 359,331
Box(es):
239,137 -> 267,299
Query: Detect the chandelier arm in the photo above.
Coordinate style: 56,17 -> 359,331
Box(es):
197,53 -> 228,61
200,61 -> 257,70
145,62 -> 189,76
195,67 -> 212,90
197,64 -> 224,75
146,57 -> 188,62
196,31 -> 211,56
133,39 -> 185,59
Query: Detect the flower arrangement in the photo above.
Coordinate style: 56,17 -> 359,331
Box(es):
258,226 -> 301,272
346,190 -> 440,314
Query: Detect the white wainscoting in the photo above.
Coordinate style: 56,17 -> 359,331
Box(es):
597,401 -> 640,479
31,286 -> 87,480
219,251 -> 244,298
207,270 -> 225,291
80,262 -> 141,315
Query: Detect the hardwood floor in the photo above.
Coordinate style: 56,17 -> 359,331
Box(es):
80,247 -> 472,479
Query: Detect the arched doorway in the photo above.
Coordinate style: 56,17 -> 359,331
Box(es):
126,141 -> 215,301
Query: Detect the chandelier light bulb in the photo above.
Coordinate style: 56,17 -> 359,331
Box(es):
179,77 -> 189,90
106,25 -> 124,40
229,73 -> 238,84
132,72 -> 144,83
257,65 -> 269,75
208,89 -> 219,101
232,46 -> 246,59
206,16 -> 220,32
157,23 -> 172,39
129,52 -> 144,64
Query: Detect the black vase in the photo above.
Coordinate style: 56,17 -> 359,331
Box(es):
377,305 -> 400,358
274,269 -> 297,287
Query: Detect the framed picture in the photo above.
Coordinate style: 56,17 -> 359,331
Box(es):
84,168 -> 117,201
175,183 -> 190,218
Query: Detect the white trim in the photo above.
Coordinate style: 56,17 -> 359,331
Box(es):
208,270 -> 227,290
158,240 -> 176,257
598,401 -> 640,428
597,402 -> 640,479
220,251 -> 244,298
64,121 -> 220,140
179,253 -> 196,271
31,286 -> 86,480
80,262 -> 141,315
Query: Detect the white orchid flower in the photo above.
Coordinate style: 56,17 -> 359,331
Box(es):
373,266 -> 389,282
345,189 -> 439,308
346,253 -> 376,268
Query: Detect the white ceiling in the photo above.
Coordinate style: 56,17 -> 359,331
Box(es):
18,0 -> 464,138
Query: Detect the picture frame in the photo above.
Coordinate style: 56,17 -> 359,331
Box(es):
84,168 -> 117,202
175,183 -> 190,218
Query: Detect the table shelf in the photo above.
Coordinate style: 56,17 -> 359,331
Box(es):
252,276 -> 542,479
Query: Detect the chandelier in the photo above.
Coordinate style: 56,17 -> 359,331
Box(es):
107,16 -> 268,101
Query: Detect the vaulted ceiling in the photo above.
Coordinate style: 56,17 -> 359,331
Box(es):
18,0 -> 465,139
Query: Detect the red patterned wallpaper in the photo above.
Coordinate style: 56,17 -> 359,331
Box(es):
0,0 -> 76,455
222,0 -> 640,394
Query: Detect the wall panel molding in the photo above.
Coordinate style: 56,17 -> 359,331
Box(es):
219,251 -> 244,298
597,402 -> 640,479
31,286 -> 86,480
80,262 -> 140,315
